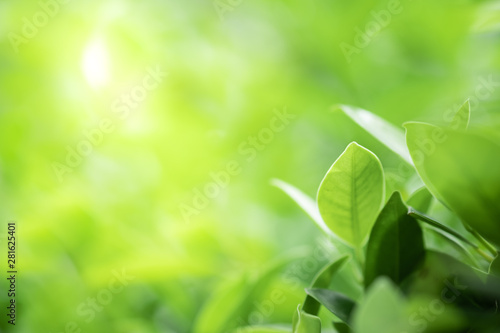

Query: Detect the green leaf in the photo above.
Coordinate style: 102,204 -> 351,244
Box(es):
305,288 -> 356,324
364,192 -> 425,289
336,105 -> 413,165
317,142 -> 385,247
449,99 -> 470,131
352,278 -> 410,333
302,255 -> 350,315
405,122 -> 500,247
407,186 -> 433,214
292,306 -> 321,333
272,179 -> 334,237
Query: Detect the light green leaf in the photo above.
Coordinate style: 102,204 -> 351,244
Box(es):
405,122 -> 500,247
407,187 -> 433,214
364,192 -> 425,289
318,142 -> 385,247
302,255 -> 350,315
305,288 -> 356,324
449,100 -> 470,131
272,179 -> 334,237
336,105 -> 413,165
292,306 -> 321,333
352,278 -> 410,333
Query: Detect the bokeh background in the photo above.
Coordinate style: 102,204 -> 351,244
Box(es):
1,0 -> 500,332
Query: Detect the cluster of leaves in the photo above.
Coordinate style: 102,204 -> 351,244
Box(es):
248,101 -> 500,332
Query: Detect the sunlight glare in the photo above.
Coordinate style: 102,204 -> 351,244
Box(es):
81,39 -> 110,89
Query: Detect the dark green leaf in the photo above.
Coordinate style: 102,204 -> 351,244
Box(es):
364,192 -> 425,289
305,288 -> 356,324
333,322 -> 351,333
302,255 -> 350,315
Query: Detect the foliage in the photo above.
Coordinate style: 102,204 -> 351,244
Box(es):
275,103 -> 500,332
2,0 -> 500,332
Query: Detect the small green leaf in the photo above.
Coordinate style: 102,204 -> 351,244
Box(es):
305,288 -> 356,324
405,122 -> 500,247
449,100 -> 470,130
407,187 -> 433,213
352,278 -> 410,333
336,105 -> 413,165
292,306 -> 321,333
364,192 -> 425,289
302,255 -> 350,315
318,142 -> 385,247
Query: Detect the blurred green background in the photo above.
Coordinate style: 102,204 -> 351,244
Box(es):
1,0 -> 500,332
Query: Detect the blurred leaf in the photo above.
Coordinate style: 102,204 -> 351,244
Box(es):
301,255 -> 350,315
193,252 -> 301,333
364,192 -> 425,289
409,251 -> 489,313
234,325 -> 291,333
272,179 -> 333,237
317,142 -> 385,247
473,3 -> 500,33
336,105 -> 413,165
305,288 -> 356,324
407,187 -> 433,214
352,278 -> 410,333
450,100 -> 470,131
292,306 -> 321,333
405,123 -> 500,247
193,274 -> 250,333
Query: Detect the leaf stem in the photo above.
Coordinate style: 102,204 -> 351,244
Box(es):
464,224 -> 498,258
408,207 -> 494,262
355,245 -> 365,268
